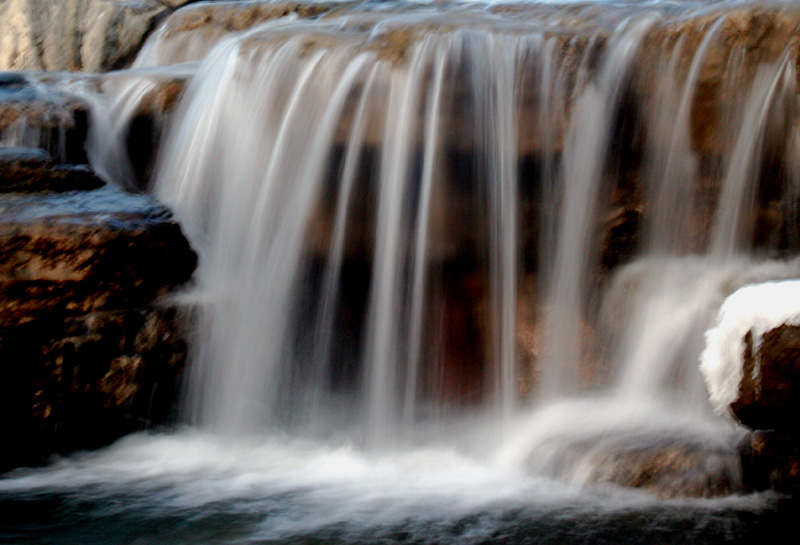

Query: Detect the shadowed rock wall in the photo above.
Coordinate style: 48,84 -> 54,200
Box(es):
0,148 -> 196,471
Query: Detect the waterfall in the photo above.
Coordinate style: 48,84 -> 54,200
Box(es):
7,2 -> 800,542
132,1 -> 800,449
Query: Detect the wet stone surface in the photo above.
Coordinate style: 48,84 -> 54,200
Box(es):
0,184 -> 196,324
0,147 -> 105,192
733,325 -> 800,494
735,325 -> 800,434
530,431 -> 746,499
0,74 -> 90,164
0,176 -> 196,472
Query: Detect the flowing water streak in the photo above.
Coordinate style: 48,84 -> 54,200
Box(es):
641,16 -> 726,255
306,63 -> 383,429
362,52 -> 415,443
401,40 -> 447,428
462,29 -> 525,421
540,13 -> 659,397
485,33 -> 522,419
75,68 -> 196,191
608,16 -> 728,397
710,49 -> 797,257
154,28 -> 379,433
608,44 -> 798,401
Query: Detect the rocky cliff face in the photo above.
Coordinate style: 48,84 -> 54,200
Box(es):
0,0 -> 200,72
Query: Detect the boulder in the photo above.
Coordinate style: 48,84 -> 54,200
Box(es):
728,324 -> 800,494
741,430 -> 800,494
701,281 -> 800,495
529,431 -> 744,499
0,306 -> 190,471
587,436 -> 744,498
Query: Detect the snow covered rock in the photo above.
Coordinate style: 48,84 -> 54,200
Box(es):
701,279 -> 800,429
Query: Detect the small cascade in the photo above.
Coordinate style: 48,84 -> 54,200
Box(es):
14,0 -> 785,502
7,3 -> 800,542
132,0 -> 800,458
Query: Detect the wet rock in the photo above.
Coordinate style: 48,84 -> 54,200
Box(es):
0,74 -> 90,163
132,75 -> 188,116
634,4 -> 800,156
733,325 -> 800,434
0,184 -> 197,325
707,321 -> 800,495
742,430 -> 800,494
516,280 -> 603,398
600,205 -> 642,275
533,432 -> 744,499
122,74 -> 189,188
0,146 -> 105,192
0,145 -> 50,172
587,436 -> 743,498
0,306 -> 190,471
0,183 -> 196,471
0,0 -> 201,72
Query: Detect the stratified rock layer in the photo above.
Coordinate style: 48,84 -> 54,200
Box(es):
0,182 -> 196,471
0,147 -> 104,192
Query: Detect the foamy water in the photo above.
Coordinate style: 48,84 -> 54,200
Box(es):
0,429 -> 780,544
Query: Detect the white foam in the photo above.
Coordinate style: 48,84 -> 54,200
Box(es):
701,279 -> 800,414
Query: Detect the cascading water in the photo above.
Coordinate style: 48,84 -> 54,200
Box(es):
3,1 -> 800,544
151,0 -> 800,444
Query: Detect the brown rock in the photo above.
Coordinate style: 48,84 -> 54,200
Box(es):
137,1 -> 348,66
0,181 -> 196,471
0,306 -> 191,471
733,325 -> 800,434
588,436 -> 743,498
724,325 -> 800,494
97,73 -> 190,188
532,432 -> 744,499
0,147 -> 105,192
0,184 -> 197,325
743,430 -> 800,494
